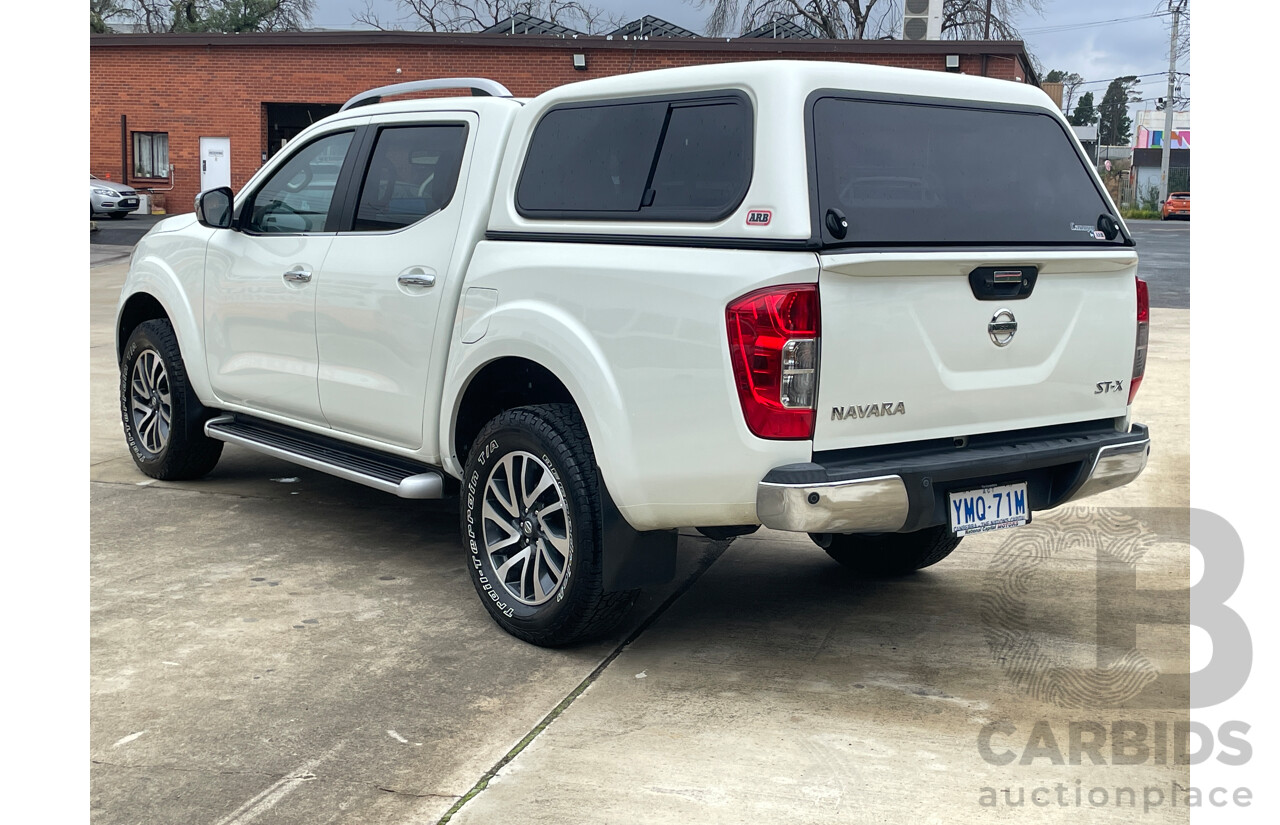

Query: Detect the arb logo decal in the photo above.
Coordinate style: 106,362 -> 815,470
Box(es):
746,209 -> 772,226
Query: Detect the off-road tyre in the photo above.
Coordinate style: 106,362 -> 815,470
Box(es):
120,319 -> 223,480
811,525 -> 962,576
461,404 -> 638,647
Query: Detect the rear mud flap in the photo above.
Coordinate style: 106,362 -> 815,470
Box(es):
599,471 -> 677,592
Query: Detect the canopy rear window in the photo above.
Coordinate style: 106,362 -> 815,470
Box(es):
810,96 -> 1124,247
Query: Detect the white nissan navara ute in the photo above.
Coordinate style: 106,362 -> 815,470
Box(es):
116,62 -> 1151,646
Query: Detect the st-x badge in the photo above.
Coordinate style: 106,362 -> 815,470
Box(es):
989,309 -> 1017,347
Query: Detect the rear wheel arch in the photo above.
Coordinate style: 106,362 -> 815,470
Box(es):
452,357 -> 576,466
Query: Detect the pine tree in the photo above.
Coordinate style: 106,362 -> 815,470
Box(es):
1068,91 -> 1098,127
1097,77 -> 1141,146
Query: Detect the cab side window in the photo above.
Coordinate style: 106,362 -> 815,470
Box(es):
352,125 -> 469,232
245,131 -> 353,234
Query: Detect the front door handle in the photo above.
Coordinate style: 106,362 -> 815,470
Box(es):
398,272 -> 436,288
283,269 -> 312,284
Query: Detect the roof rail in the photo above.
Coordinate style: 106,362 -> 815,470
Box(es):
340,78 -> 513,111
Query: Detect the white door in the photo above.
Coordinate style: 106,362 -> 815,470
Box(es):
315,117 -> 473,449
200,137 -> 231,191
204,129 -> 357,426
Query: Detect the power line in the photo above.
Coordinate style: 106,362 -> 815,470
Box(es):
1021,11 -> 1169,36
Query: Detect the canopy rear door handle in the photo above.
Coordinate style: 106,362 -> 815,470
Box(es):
283,269 -> 312,283
968,266 -> 1037,301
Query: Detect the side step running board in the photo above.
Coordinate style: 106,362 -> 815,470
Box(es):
205,415 -> 444,499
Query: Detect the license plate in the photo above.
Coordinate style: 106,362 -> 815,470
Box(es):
948,482 -> 1028,535
121,198 -> 138,206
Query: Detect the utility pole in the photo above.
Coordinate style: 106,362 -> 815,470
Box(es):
984,0 -> 993,40
1159,0 -> 1183,205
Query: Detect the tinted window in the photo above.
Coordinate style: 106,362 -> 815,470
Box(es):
517,95 -> 752,220
811,98 -> 1121,246
246,131 -> 352,234
518,101 -> 666,214
649,102 -> 752,215
353,124 -> 468,232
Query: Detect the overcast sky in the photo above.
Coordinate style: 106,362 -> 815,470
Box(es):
307,1 -> 1189,114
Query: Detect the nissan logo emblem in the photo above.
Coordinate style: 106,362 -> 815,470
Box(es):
988,309 -> 1017,347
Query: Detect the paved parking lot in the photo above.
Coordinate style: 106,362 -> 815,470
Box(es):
1127,219 -> 1190,309
90,231 -> 1191,824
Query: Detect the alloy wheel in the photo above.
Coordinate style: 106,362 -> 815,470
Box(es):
129,349 -> 172,455
481,450 -> 571,605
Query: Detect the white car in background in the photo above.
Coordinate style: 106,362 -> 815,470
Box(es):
91,175 -> 139,219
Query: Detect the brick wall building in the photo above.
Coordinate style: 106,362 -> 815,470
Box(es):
89,31 -> 1037,212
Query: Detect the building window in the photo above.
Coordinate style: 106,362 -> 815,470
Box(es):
132,132 -> 169,179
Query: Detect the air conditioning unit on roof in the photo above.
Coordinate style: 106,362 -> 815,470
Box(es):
902,0 -> 942,40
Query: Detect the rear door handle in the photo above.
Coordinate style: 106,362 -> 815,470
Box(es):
283,269 -> 312,283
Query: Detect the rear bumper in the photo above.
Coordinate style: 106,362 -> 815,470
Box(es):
756,422 -> 1150,534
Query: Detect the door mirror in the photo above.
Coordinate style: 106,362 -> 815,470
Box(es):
195,187 -> 234,229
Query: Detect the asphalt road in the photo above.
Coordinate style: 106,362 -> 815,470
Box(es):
1128,219 -> 1190,309
92,214 -> 1189,309
90,212 -> 165,247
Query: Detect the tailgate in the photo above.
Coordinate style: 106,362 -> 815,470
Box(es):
812,250 -> 1138,452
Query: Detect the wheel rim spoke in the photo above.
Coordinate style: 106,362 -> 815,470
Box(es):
140,413 -> 159,452
542,530 -> 571,563
490,454 -> 521,517
483,501 -> 520,538
529,548 -> 547,602
148,353 -> 165,394
536,538 -> 564,580
495,546 -> 530,583
521,464 -> 554,511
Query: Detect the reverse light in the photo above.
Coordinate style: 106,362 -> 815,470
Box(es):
726,284 -> 820,439
1129,277 -> 1149,405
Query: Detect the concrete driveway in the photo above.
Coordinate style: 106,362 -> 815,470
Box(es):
91,253 -> 1190,823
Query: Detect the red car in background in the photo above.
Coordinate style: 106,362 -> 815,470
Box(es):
1161,192 -> 1190,220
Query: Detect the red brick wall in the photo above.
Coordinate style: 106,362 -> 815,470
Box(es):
90,39 -> 1025,212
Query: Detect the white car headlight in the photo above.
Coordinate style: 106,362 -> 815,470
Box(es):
93,187 -> 118,196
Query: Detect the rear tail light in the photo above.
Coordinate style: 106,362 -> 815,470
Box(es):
1129,277 -> 1149,404
726,284 -> 820,439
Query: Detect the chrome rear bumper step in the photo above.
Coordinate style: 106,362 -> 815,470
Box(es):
757,423 -> 1150,534
205,415 -> 444,499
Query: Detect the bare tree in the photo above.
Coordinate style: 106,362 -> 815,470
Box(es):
109,1 -> 315,33
699,1 -> 888,39
691,0 -> 1043,40
941,0 -> 1044,40
91,0 -> 129,32
355,1 -> 623,34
